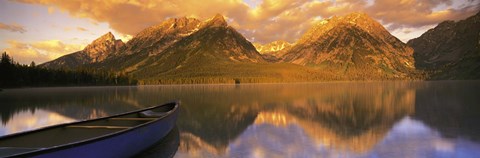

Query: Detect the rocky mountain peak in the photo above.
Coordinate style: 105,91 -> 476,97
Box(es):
205,13 -> 227,27
436,20 -> 456,28
134,17 -> 201,37
40,32 -> 124,69
83,32 -> 124,62
254,40 -> 292,54
87,32 -> 115,47
123,16 -> 202,55
340,12 -> 371,21
174,16 -> 190,24
169,17 -> 202,30
300,12 -> 390,44
282,12 -> 414,78
254,40 -> 292,62
171,13 -> 263,63
347,13 -> 387,31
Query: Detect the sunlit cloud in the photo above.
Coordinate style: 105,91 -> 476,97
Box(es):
390,24 -> 437,43
366,0 -> 480,31
0,22 -> 26,33
117,34 -> 133,43
2,39 -> 85,64
13,0 -> 251,36
47,6 -> 55,14
76,27 -> 87,32
12,0 -> 479,44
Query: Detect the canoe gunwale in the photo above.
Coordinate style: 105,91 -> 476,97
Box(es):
0,100 -> 179,157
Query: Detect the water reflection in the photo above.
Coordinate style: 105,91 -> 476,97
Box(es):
0,86 -> 142,124
414,81 -> 480,142
173,82 -> 418,157
0,109 -> 75,135
225,116 -> 480,158
0,81 -> 479,157
373,117 -> 480,157
138,126 -> 180,158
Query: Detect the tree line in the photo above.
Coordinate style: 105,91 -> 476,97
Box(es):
0,52 -> 136,88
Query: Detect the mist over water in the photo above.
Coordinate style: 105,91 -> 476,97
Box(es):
1,81 -> 479,157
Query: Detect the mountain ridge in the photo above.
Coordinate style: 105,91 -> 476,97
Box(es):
127,14 -> 266,79
41,32 -> 124,69
407,11 -> 480,79
254,40 -> 292,62
282,12 -> 415,79
39,12 -> 480,83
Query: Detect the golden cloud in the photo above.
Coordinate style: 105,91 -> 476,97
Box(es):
366,0 -> 480,30
0,22 -> 26,33
13,0 -> 480,43
76,27 -> 87,31
3,40 -> 85,64
15,0 -> 250,35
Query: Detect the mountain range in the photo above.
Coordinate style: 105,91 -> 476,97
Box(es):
40,12 -> 480,83
41,32 -> 125,69
407,11 -> 480,79
253,40 -> 292,62
282,12 -> 415,78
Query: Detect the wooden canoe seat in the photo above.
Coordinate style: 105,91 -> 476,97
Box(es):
109,118 -> 156,121
67,125 -> 130,129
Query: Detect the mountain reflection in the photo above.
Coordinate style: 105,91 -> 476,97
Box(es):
0,86 -> 149,140
1,81 -> 479,157
0,109 -> 75,135
175,82 -> 419,157
414,81 -> 480,142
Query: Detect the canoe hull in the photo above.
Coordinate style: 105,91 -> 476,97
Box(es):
33,110 -> 178,158
0,102 -> 179,158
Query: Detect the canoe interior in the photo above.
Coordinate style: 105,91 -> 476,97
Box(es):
0,102 -> 177,156
0,119 -> 151,148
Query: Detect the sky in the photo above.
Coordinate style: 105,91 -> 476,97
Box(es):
0,0 -> 479,64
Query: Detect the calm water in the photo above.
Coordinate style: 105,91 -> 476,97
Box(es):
1,81 -> 480,158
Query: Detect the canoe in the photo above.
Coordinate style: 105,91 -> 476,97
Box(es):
0,101 -> 179,158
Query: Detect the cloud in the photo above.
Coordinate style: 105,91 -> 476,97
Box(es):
76,27 -> 87,31
14,0 -> 251,35
47,6 -> 55,14
12,0 -> 480,43
389,24 -> 437,42
2,40 -> 85,64
0,22 -> 27,33
366,0 -> 480,30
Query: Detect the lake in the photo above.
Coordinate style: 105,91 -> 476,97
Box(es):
1,81 -> 480,157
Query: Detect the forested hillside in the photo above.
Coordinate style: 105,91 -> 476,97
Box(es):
0,52 -> 136,88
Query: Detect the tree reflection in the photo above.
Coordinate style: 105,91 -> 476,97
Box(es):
2,81 -> 480,157
174,82 -> 418,156
0,87 -> 141,125
414,81 -> 480,142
